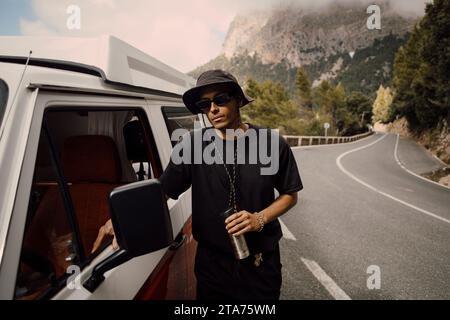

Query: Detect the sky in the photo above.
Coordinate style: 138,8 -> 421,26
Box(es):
0,0 -> 430,73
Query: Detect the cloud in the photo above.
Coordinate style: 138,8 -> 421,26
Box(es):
277,0 -> 429,17
20,0 -> 429,72
20,0 -> 239,72
387,0 -> 432,18
20,18 -> 58,36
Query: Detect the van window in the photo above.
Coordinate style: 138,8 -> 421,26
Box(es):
162,107 -> 199,146
15,108 -> 161,299
0,79 -> 8,127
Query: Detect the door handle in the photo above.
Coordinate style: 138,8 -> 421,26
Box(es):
169,232 -> 186,250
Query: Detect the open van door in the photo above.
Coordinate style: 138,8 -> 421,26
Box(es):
9,91 -> 194,300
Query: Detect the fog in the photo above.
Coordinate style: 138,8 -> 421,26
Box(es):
240,0 -> 430,18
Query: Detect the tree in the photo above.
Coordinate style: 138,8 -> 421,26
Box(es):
295,67 -> 313,109
330,83 -> 347,127
372,85 -> 393,123
420,0 -> 450,116
392,0 -> 450,132
414,0 -> 450,129
392,25 -> 423,128
313,81 -> 348,133
242,78 -> 302,135
314,80 -> 332,112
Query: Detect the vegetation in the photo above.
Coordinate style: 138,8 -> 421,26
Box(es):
332,33 -> 408,97
241,74 -> 372,136
295,67 -> 313,109
390,0 -> 450,134
241,79 -> 303,135
372,85 -> 394,123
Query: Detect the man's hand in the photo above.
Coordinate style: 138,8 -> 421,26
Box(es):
225,210 -> 261,236
91,219 -> 119,253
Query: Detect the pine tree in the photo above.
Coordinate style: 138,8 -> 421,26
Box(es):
417,0 -> 450,127
295,67 -> 313,109
392,0 -> 450,132
241,78 -> 303,134
314,80 -> 332,113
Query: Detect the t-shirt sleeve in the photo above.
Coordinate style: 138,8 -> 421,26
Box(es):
274,134 -> 303,194
158,133 -> 192,200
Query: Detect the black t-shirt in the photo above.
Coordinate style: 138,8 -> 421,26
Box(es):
159,123 -> 303,256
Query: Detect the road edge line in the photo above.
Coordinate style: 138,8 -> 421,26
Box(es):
394,134 -> 450,191
336,133 -> 450,225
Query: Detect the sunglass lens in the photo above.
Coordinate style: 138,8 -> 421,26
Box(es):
213,93 -> 232,106
195,99 -> 211,110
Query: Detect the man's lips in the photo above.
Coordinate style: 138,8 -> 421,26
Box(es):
212,115 -> 225,122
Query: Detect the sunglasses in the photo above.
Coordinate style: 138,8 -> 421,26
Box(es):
195,92 -> 234,112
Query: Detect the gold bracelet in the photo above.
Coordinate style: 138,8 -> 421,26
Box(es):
256,212 -> 265,232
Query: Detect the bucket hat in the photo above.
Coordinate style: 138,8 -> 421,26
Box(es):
182,69 -> 253,114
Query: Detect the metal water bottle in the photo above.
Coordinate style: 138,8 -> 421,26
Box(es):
221,207 -> 250,260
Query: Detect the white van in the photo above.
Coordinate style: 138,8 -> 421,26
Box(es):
0,35 -> 203,300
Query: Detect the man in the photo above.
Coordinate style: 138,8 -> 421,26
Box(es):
160,69 -> 303,300
94,69 -> 303,300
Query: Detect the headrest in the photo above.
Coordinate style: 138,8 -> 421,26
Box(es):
123,120 -> 147,162
62,135 -> 122,183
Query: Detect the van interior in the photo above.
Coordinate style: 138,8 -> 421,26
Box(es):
15,109 -> 160,299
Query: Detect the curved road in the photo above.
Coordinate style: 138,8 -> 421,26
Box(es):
280,132 -> 450,300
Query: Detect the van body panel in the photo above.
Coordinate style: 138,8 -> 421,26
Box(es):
0,85 -> 39,299
135,217 -> 196,299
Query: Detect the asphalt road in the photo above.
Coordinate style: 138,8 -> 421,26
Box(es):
280,132 -> 450,300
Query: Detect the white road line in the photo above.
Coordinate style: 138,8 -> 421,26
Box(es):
336,133 -> 450,225
394,134 -> 450,191
301,258 -> 351,300
279,218 -> 297,241
433,153 -> 449,167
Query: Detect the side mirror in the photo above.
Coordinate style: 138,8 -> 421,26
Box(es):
83,179 -> 173,292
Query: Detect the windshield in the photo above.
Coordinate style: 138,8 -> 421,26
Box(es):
0,79 -> 8,128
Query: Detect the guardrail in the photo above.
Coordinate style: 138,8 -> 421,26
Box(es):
283,130 -> 374,147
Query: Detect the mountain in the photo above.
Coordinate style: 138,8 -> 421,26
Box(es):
190,1 -> 420,97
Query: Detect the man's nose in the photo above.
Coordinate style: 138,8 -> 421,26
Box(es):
210,102 -> 220,112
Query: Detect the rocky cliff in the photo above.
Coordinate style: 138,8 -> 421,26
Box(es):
190,1 -> 420,96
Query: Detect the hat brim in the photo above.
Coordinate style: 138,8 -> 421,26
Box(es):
182,80 -> 253,115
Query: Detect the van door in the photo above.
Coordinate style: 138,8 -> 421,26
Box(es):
10,91 -> 192,300
137,105 -> 202,299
